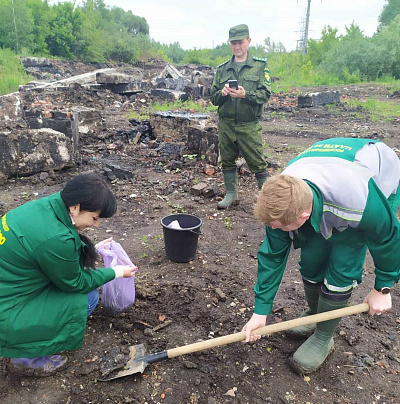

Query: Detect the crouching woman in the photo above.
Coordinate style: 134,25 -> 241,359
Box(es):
0,172 -> 136,376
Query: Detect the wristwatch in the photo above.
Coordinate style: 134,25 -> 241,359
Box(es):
375,287 -> 391,294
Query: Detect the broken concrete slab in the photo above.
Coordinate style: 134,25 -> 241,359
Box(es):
0,129 -> 74,178
157,63 -> 183,80
298,90 -> 340,108
155,76 -> 190,92
21,68 -> 116,91
150,88 -> 188,102
151,111 -> 211,143
187,125 -> 219,166
71,106 -> 102,135
0,92 -> 25,127
96,70 -> 143,94
96,70 -> 143,85
23,108 -> 79,160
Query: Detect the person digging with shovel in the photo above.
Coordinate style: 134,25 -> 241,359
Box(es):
241,137 -> 400,375
0,172 -> 137,376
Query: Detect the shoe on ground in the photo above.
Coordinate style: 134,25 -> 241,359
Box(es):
8,355 -> 68,377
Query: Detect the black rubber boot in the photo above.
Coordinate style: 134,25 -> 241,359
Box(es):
286,279 -> 321,340
290,286 -> 352,375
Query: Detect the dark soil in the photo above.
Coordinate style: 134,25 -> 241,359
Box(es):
1,81 -> 400,404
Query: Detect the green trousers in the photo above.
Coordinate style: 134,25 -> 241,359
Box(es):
294,223 -> 367,292
218,118 -> 267,173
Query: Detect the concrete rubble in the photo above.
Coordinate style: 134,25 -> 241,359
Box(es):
298,90 -> 340,108
0,58 -> 218,181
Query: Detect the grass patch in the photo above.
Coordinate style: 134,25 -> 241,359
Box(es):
345,98 -> 400,122
0,49 -> 32,95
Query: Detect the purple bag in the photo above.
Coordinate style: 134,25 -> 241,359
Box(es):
97,240 -> 137,316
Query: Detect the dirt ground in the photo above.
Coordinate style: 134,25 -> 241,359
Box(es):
1,81 -> 400,404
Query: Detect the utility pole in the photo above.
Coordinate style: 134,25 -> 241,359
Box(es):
302,0 -> 311,54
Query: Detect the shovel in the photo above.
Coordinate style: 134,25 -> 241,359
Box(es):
99,302 -> 369,381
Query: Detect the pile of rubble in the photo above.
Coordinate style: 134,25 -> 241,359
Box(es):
0,58 -> 217,182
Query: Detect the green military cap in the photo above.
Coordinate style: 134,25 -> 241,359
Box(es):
228,24 -> 249,41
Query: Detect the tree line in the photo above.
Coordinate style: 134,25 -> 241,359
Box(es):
0,0 -> 399,87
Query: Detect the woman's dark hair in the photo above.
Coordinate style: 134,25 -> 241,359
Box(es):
61,172 -> 117,269
61,172 -> 117,218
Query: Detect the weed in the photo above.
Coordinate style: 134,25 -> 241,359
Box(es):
224,217 -> 232,230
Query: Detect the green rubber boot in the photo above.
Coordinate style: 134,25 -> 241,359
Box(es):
290,294 -> 350,375
255,171 -> 269,190
217,170 -> 239,210
286,280 -> 321,340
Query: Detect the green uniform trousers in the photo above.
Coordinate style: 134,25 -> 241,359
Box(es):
218,118 -> 267,173
297,184 -> 400,291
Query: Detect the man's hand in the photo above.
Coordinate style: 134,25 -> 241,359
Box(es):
241,313 -> 267,342
229,85 -> 246,99
363,289 -> 392,315
222,84 -> 231,96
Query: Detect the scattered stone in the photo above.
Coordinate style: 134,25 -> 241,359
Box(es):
215,287 -> 227,302
202,183 -> 218,198
190,182 -> 208,196
183,360 -> 198,369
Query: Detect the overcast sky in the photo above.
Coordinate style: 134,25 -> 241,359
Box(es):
54,0 -> 387,51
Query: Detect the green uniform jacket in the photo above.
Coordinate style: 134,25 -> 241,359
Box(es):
210,53 -> 271,123
254,139 -> 400,315
0,193 -> 115,357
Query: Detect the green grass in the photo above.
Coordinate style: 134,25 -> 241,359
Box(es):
345,98 -> 400,122
0,49 -> 32,95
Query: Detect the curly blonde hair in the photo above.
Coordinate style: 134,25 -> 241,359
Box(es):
254,174 -> 313,225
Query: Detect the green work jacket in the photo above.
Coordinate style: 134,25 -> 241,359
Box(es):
210,53 -> 271,123
0,193 -> 115,357
254,138 -> 400,315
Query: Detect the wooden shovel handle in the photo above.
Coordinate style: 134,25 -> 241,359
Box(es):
167,303 -> 369,359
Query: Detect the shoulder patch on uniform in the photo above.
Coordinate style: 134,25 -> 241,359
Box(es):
217,59 -> 230,68
253,56 -> 267,63
264,67 -> 272,86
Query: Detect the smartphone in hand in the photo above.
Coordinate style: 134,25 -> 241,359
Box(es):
228,79 -> 238,89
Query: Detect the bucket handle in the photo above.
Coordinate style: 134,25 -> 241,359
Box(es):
190,229 -> 202,235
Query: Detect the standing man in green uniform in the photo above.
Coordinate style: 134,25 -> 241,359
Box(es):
241,138 -> 400,374
210,24 -> 272,209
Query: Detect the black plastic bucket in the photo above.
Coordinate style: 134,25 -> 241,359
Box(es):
161,214 -> 202,263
